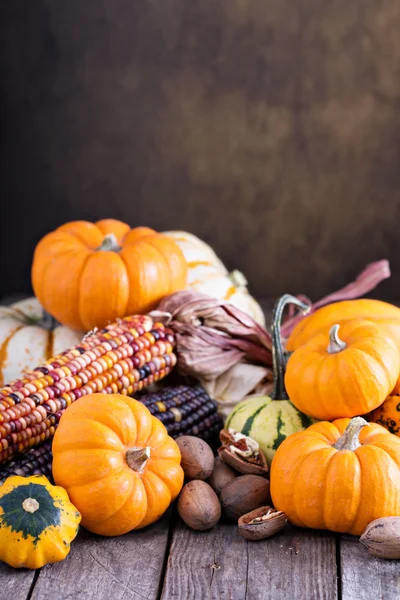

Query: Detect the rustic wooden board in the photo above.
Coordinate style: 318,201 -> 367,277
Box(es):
340,534 -> 400,600
0,562 -> 36,599
162,522 -> 338,600
29,512 -> 172,600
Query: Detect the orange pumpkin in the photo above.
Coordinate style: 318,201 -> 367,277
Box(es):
286,299 -> 400,352
52,394 -> 184,536
270,417 -> 400,535
285,320 -> 400,420
32,220 -> 188,331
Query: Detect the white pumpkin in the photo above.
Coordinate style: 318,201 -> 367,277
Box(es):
0,297 -> 83,385
163,231 -> 266,327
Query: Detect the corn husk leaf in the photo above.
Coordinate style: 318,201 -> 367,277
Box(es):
152,260 -> 390,414
153,290 -> 272,380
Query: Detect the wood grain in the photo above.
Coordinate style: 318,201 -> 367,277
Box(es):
340,534 -> 400,600
30,514 -> 172,600
0,562 -> 36,599
162,522 -> 338,599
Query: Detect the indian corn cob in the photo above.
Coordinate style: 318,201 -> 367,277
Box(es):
0,440 -> 53,484
0,314 -> 176,464
0,384 -> 222,483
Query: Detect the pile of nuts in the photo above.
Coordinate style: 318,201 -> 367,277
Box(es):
176,429 -> 287,541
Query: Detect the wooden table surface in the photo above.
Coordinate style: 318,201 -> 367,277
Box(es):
1,297 -> 400,599
1,509 -> 400,600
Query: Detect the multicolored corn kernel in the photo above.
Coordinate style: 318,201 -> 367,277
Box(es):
0,315 -> 176,464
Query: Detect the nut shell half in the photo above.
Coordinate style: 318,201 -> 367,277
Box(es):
360,517 -> 400,559
238,506 -> 287,541
218,446 -> 269,477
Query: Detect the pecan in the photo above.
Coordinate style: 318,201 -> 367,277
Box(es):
238,506 -> 287,541
218,429 -> 268,476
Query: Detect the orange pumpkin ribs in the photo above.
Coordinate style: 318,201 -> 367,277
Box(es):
0,314 -> 176,464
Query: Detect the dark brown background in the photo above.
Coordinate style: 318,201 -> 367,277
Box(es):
1,0 -> 400,302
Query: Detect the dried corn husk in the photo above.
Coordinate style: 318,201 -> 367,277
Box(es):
152,260 -> 390,414
152,291 -> 274,413
280,259 -> 390,338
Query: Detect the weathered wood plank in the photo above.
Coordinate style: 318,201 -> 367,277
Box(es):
0,562 -> 36,600
340,534 -> 400,600
30,512 -> 172,600
161,522 -> 338,600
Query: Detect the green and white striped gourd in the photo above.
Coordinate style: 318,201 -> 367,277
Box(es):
225,294 -> 315,464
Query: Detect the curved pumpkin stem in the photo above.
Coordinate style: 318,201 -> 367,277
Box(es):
334,417 -> 369,451
271,294 -> 310,400
96,233 -> 122,253
126,447 -> 151,472
328,324 -> 347,354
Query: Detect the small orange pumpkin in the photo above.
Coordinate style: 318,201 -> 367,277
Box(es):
52,394 -> 184,536
286,298 -> 400,352
285,320 -> 400,420
32,220 -> 188,331
270,417 -> 400,535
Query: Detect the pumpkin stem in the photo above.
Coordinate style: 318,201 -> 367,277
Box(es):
271,294 -> 310,400
229,270 -> 248,288
39,310 -> 59,330
96,233 -> 122,253
333,417 -> 369,451
328,324 -> 347,354
126,447 -> 151,472
22,498 -> 40,513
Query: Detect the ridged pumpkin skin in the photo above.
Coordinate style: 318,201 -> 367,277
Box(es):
0,297 -> 82,385
52,394 -> 184,536
225,395 -> 314,464
32,220 -> 188,331
285,320 -> 400,420
286,299 -> 400,352
270,418 -> 400,535
368,394 -> 400,437
0,475 -> 81,569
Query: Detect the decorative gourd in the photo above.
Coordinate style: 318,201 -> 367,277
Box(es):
286,299 -> 400,352
52,393 -> 184,536
32,220 -> 188,331
270,417 -> 400,535
368,393 -> 400,437
285,320 -> 400,420
224,295 -> 314,464
0,297 -> 82,385
163,230 -> 265,326
0,475 -> 81,569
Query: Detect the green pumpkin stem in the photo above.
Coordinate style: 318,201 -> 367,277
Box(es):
126,447 -> 151,472
96,233 -> 121,253
328,324 -> 347,354
334,417 -> 369,451
40,310 -> 59,330
271,294 -> 310,400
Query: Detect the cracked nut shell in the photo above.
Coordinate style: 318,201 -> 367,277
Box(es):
360,517 -> 400,559
178,480 -> 221,531
238,506 -> 287,541
176,436 -> 215,480
220,474 -> 271,521
218,446 -> 268,477
207,457 -> 237,496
